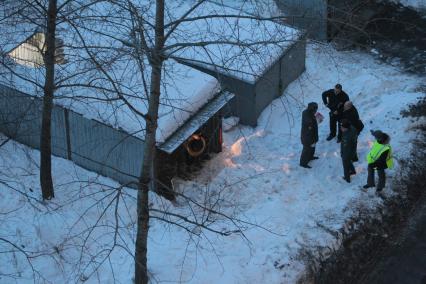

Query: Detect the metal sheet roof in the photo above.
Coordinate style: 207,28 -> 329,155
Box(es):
159,91 -> 234,154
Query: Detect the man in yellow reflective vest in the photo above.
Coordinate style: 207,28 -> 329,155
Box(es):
363,131 -> 394,193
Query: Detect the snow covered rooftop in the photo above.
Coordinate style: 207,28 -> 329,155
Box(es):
66,62 -> 221,144
0,0 -> 300,143
0,58 -> 220,144
167,1 -> 302,83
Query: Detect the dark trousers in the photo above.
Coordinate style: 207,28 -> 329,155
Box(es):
300,145 -> 315,166
353,135 -> 359,161
329,112 -> 340,137
342,158 -> 355,180
367,164 -> 386,190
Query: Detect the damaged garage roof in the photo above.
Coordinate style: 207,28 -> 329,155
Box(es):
159,91 -> 234,154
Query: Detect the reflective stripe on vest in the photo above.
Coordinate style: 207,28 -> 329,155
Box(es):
367,141 -> 390,164
387,145 -> 394,169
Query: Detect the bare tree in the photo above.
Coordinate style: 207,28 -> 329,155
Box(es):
98,1 -> 295,282
0,0 -> 112,200
132,0 -> 166,281
39,0 -> 58,200
2,0 -> 295,282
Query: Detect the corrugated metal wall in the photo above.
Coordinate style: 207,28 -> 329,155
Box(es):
276,0 -> 328,40
0,84 -> 68,159
67,110 -> 143,186
0,84 -> 144,186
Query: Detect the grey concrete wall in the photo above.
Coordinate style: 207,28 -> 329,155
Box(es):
279,37 -> 307,95
254,56 -> 282,120
275,0 -> 328,41
254,36 -> 306,121
217,75 -> 256,126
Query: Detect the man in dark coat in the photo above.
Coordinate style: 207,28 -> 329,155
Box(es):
340,119 -> 357,183
300,102 -> 319,168
339,101 -> 364,161
322,84 -> 349,142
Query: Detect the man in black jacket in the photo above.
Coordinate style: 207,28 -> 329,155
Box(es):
300,102 -> 319,168
322,84 -> 349,142
339,101 -> 364,161
340,119 -> 357,183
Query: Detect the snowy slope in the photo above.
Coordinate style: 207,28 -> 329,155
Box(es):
386,0 -> 426,10
0,43 -> 424,283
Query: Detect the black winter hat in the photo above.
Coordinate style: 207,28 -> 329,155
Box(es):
371,130 -> 384,140
378,133 -> 390,144
308,102 -> 318,111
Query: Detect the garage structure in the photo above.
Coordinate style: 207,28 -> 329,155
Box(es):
0,1 -> 307,198
171,1 -> 307,126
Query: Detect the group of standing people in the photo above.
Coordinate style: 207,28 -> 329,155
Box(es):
300,84 -> 394,194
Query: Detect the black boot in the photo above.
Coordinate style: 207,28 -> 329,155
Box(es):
376,190 -> 385,199
326,134 -> 335,141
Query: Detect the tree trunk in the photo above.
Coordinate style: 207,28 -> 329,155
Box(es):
134,1 -> 164,283
40,0 -> 57,200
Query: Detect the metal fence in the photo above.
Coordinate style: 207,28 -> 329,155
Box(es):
0,84 -> 144,187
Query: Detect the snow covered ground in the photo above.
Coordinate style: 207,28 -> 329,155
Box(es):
0,43 -> 424,284
386,0 -> 426,11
